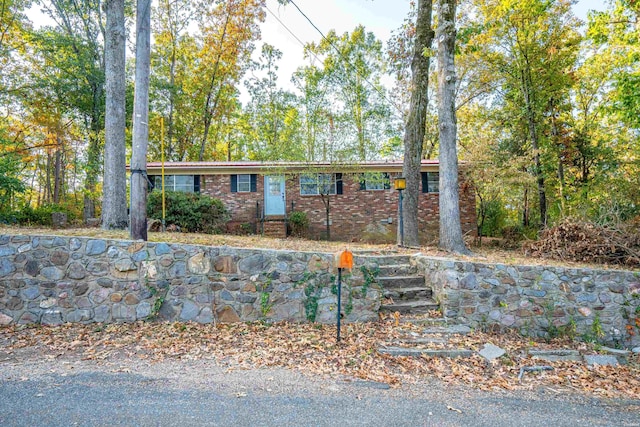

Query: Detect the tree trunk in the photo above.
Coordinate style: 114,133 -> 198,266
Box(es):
401,0 -> 434,247
437,0 -> 470,254
130,0 -> 151,241
83,132 -> 99,221
320,194 -> 331,241
103,0 -> 128,229
83,94 -> 102,222
45,152 -> 52,204
53,141 -> 62,204
166,35 -> 177,160
522,188 -> 529,227
521,64 -> 547,227
199,10 -> 231,161
552,117 -> 566,214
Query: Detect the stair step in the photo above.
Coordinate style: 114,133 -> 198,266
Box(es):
397,336 -> 449,345
378,264 -> 418,276
398,317 -> 448,326
378,346 -> 474,358
378,276 -> 425,289
421,325 -> 472,336
380,299 -> 439,314
383,287 -> 432,300
355,255 -> 412,266
262,221 -> 286,238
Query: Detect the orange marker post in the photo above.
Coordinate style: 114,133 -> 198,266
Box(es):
334,249 -> 353,343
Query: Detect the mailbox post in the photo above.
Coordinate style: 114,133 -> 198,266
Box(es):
334,249 -> 353,343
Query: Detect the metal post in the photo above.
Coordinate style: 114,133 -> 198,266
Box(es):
399,190 -> 404,247
160,117 -> 166,233
336,267 -> 342,343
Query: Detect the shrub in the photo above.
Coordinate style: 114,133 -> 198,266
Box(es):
288,211 -> 309,237
147,191 -> 229,234
478,200 -> 507,237
0,204 -> 77,226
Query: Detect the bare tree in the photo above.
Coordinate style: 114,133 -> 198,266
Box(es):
437,0 -> 470,254
102,0 -> 128,230
401,0 -> 434,247
130,0 -> 151,240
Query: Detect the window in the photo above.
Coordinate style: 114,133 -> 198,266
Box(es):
421,172 -> 439,193
237,174 -> 251,192
300,173 -> 343,195
151,175 -> 199,193
359,172 -> 390,191
230,174 -> 257,192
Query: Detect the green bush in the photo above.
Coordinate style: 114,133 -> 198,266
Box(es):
147,191 -> 229,234
288,210 -> 309,237
478,200 -> 507,237
0,204 -> 77,226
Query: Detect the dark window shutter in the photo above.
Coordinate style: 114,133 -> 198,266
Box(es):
194,175 -> 200,193
250,174 -> 257,192
421,172 -> 428,193
359,173 -> 366,190
336,173 -> 343,194
230,174 -> 238,193
148,176 -> 156,192
383,172 -> 391,190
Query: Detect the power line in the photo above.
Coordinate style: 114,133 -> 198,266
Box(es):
265,5 -> 308,52
277,0 -> 405,117
265,5 -> 327,68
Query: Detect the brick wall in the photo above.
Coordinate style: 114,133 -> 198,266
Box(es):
202,171 -> 476,244
201,175 -> 263,233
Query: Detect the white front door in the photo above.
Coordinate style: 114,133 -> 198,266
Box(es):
264,175 -> 285,216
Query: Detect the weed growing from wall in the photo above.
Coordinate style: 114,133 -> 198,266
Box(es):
259,278 -> 274,319
541,301 -> 576,341
360,265 -> 380,297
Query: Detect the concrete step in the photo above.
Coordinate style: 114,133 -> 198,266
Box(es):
378,264 -> 418,276
380,299 -> 439,314
355,255 -> 412,266
378,276 -> 425,289
396,336 -> 449,345
383,286 -> 432,300
397,317 -> 448,326
378,346 -> 474,358
421,325 -> 472,336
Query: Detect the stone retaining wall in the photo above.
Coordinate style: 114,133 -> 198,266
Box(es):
415,256 -> 640,346
0,235 -> 381,326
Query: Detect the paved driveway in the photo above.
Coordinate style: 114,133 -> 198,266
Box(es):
0,354 -> 638,427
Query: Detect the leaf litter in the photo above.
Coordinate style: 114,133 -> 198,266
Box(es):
1,321 -> 638,400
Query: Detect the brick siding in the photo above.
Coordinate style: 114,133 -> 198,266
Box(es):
202,172 -> 476,244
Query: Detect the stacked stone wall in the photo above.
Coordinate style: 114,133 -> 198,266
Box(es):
0,235 -> 381,326
415,256 -> 640,346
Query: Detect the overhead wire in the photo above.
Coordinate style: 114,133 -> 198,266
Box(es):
264,5 -> 324,66
267,0 -> 406,117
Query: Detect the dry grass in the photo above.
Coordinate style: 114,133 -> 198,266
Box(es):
2,225 -> 638,271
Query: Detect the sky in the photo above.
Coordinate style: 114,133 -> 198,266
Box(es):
26,0 -> 609,97
259,0 -> 608,92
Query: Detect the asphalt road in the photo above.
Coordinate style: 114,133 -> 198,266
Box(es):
0,357 -> 638,427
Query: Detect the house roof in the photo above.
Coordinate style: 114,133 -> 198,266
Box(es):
143,160 -> 440,175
